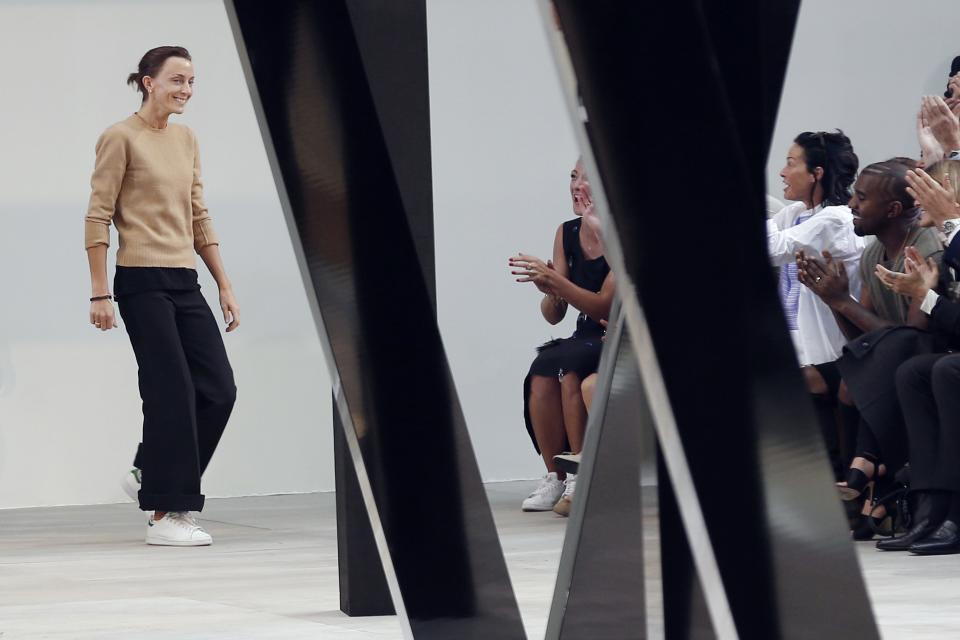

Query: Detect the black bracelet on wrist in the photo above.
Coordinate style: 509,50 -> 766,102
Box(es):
90,294 -> 113,302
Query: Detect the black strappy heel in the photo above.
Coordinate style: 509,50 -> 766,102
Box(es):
837,454 -> 882,502
851,475 -> 901,540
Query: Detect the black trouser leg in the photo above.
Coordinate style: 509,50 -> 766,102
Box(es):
811,392 -> 843,481
119,290 -> 235,512
838,402 -> 860,468
175,290 -> 236,475
854,418 -> 880,461
898,353 -> 960,492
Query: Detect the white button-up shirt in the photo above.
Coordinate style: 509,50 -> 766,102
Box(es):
767,202 -> 866,365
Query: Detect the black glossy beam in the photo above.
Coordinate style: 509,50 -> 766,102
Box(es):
226,2 -> 525,637
334,0 -> 435,617
550,1 -> 880,638
333,399 -> 394,616
546,307 -> 647,639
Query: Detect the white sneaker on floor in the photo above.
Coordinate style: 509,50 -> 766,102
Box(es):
146,511 -> 212,546
553,473 -> 576,517
522,472 -> 565,512
120,468 -> 141,502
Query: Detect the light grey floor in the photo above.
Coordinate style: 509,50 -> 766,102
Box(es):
0,481 -> 957,639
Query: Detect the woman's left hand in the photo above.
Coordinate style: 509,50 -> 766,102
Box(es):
510,253 -> 562,296
220,287 -> 241,332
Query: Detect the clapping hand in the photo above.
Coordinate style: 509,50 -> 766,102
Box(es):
580,182 -> 603,240
905,168 -> 960,228
796,250 -> 849,305
510,253 -> 562,296
921,95 -> 960,154
875,246 -> 939,300
918,104 -> 945,167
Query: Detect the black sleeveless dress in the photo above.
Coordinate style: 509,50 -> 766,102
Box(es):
522,217 -> 610,453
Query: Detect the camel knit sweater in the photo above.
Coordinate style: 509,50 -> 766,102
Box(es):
84,114 -> 219,267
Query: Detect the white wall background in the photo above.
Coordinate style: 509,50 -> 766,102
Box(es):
0,0 -> 579,508
0,0 -> 332,509
767,0 -> 960,197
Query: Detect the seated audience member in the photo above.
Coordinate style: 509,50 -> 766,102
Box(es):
550,347 -> 604,489
797,159 -> 944,538
510,159 -> 614,515
872,160 -> 960,552
767,130 -> 864,480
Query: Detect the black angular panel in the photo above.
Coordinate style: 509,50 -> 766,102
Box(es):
333,399 -> 394,617
546,308 -> 646,639
226,2 -> 525,637
551,1 -> 880,638
335,0 -> 435,618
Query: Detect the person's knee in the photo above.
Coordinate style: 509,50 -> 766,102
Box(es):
220,383 -> 237,409
581,374 -> 596,408
204,374 -> 237,409
559,372 -> 582,398
837,379 -> 854,406
931,356 -> 960,390
802,366 -> 828,395
895,356 -> 928,391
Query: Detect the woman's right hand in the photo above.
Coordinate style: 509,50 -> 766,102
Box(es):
89,299 -> 118,332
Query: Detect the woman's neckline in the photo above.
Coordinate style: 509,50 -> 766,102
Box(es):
132,111 -> 169,132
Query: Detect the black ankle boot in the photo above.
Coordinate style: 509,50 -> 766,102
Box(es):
877,490 -> 948,551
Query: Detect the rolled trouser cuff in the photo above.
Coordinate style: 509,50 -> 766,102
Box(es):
138,491 -> 205,513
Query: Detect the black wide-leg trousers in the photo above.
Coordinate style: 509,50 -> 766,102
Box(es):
897,353 -> 960,492
119,289 -> 236,512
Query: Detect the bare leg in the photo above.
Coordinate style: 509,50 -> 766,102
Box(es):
581,373 -> 597,412
529,375 -> 566,478
560,373 -> 587,454
802,365 -> 827,394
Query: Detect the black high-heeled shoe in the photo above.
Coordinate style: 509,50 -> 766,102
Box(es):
837,455 -> 882,502
851,483 -> 895,541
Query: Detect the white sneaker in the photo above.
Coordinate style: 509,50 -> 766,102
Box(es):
562,473 -> 576,499
146,511 -> 213,546
521,472 -> 566,512
120,468 -> 141,502
553,473 -> 577,517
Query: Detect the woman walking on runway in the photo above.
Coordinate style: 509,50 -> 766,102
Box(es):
84,46 -> 239,546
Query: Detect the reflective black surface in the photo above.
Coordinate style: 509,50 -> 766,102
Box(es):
227,2 -> 524,636
335,0 -> 434,618
333,396 -> 394,617
553,1 -> 880,637
546,307 -> 647,639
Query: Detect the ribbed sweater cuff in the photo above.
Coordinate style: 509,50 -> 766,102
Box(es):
193,219 -> 220,252
84,220 -> 110,249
